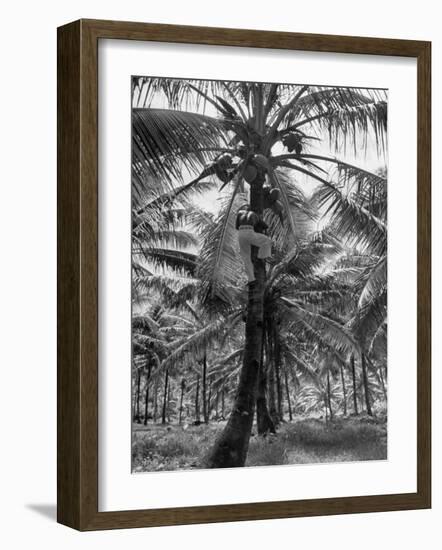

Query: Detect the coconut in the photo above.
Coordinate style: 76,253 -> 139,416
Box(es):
253,154 -> 268,170
243,163 -> 258,184
269,188 -> 281,202
272,200 -> 283,214
282,132 -> 303,153
214,165 -> 231,183
217,153 -> 233,169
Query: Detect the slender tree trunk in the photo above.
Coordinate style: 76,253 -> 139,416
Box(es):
206,156 -> 266,467
350,354 -> 359,415
215,391 -> 219,420
195,374 -> 200,422
143,363 -> 152,425
289,367 -> 299,415
378,364 -> 387,401
161,369 -> 169,424
257,334 -> 276,435
268,360 -> 279,426
179,378 -> 185,425
202,355 -> 208,423
221,389 -> 225,419
275,336 -> 283,422
153,376 -> 158,423
326,369 -> 333,421
134,369 -> 142,423
167,383 -> 171,423
284,366 -> 293,421
367,354 -> 387,402
339,363 -> 347,416
207,382 -> 212,423
361,353 -> 373,416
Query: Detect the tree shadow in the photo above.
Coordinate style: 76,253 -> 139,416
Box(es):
26,504 -> 57,521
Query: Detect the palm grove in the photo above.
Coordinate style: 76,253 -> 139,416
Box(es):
131,79 -> 388,471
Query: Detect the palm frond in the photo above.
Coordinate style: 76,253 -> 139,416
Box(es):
133,246 -> 197,275
282,297 -> 359,356
351,288 -> 387,345
197,190 -> 247,303
132,108 -> 229,192
356,256 -> 387,310
314,183 -> 387,255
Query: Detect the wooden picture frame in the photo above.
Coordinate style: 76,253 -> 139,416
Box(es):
57,18 -> 431,531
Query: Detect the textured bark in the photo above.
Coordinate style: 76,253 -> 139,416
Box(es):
274,330 -> 283,421
133,369 -> 142,423
161,369 -> 169,424
178,378 -> 185,425
326,369 -> 333,421
153,376 -> 158,422
167,384 -> 172,423
378,365 -> 387,400
206,176 -> 265,468
350,354 -> 359,415
143,363 -> 152,425
195,374 -> 200,422
339,363 -> 347,416
361,353 -> 373,416
284,366 -> 293,421
202,355 -> 208,423
207,382 -> 212,422
214,391 -> 219,420
267,358 -> 279,426
256,349 -> 276,435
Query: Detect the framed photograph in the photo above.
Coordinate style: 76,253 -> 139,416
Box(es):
57,19 -> 431,530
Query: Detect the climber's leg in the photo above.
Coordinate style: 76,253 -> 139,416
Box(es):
257,235 -> 271,259
249,232 -> 272,259
238,231 -> 255,282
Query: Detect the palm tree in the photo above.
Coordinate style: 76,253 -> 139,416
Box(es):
132,78 -> 387,466
314,166 -> 388,415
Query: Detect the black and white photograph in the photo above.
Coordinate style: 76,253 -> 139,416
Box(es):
131,77 -> 388,473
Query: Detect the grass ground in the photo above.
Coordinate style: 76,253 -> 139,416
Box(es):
132,415 -> 387,473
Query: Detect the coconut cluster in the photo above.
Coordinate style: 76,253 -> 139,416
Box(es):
212,151 -> 283,222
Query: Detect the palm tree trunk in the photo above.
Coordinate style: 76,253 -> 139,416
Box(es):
167,383 -> 171,423
143,363 -> 152,425
378,365 -> 387,401
161,369 -> 169,424
274,334 -> 283,422
266,324 -> 279,426
215,391 -> 219,420
153,376 -> 158,423
326,370 -> 333,421
206,170 -> 266,468
361,353 -> 373,416
350,354 -> 359,415
366,354 -> 387,402
207,382 -> 212,422
257,336 -> 276,435
339,363 -> 347,416
134,369 -> 141,423
268,360 -> 278,426
195,374 -> 200,422
179,378 -> 185,425
202,355 -> 208,423
284,366 -> 293,421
